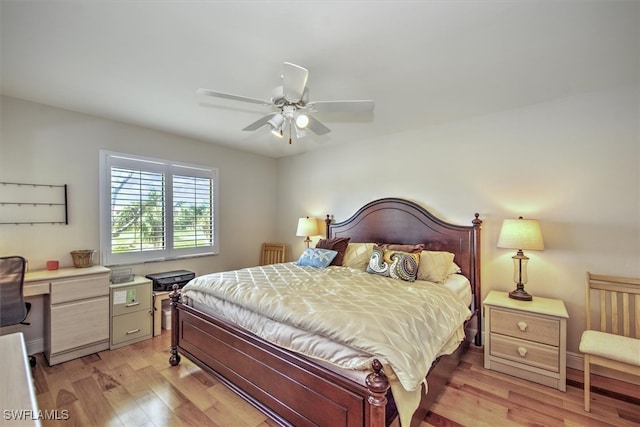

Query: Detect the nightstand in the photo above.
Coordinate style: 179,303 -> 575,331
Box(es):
109,276 -> 153,349
483,290 -> 568,391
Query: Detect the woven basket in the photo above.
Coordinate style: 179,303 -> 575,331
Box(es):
70,250 -> 95,268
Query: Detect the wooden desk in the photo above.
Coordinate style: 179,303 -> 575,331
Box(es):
0,332 -> 41,426
23,266 -> 111,365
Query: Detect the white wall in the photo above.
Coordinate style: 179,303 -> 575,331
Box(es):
2,83 -> 639,373
277,85 -> 640,359
0,95 -> 279,347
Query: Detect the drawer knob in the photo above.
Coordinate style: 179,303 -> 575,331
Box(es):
517,321 -> 528,332
517,346 -> 528,357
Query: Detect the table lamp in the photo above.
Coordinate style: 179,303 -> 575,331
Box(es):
497,216 -> 545,301
296,217 -> 319,248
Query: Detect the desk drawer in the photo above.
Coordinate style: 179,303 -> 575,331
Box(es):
112,311 -> 152,346
24,280 -> 50,297
490,333 -> 559,372
111,282 -> 151,316
51,274 -> 109,304
490,308 -> 559,346
50,296 -> 109,353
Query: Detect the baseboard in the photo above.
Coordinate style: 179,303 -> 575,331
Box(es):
567,351 -> 640,386
25,338 -> 44,355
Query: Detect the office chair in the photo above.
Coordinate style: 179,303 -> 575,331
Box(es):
0,255 -> 36,367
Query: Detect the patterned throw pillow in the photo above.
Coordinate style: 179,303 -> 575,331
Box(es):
378,243 -> 425,254
366,245 -> 421,282
297,248 -> 338,268
416,251 -> 456,283
315,237 -> 351,266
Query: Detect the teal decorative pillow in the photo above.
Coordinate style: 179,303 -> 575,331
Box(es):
297,248 -> 338,268
366,245 -> 421,282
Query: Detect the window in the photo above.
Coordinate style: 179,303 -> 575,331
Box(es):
99,151 -> 219,266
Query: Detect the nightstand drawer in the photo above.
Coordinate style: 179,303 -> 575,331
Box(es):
111,310 -> 152,346
490,334 -> 559,372
491,309 -> 559,346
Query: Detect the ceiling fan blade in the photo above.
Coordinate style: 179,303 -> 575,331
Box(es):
197,88 -> 269,106
306,115 -> 331,135
307,100 -> 375,113
282,62 -> 309,102
242,114 -> 276,131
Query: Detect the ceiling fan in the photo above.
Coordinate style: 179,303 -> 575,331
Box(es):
197,62 -> 375,144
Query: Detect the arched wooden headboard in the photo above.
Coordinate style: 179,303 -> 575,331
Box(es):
327,197 -> 482,345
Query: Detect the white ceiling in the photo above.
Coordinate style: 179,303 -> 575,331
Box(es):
1,1 -> 637,158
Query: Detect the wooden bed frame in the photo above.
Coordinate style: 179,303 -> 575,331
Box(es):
169,197 -> 482,427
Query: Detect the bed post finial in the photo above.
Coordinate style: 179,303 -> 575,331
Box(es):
325,214 -> 331,237
473,212 -> 482,227
169,284 -> 182,366
365,359 -> 389,427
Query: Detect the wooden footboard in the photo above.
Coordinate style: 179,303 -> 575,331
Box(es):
169,288 -> 471,427
169,288 -> 390,427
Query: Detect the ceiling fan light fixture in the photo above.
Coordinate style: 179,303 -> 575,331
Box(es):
295,126 -> 307,138
295,114 -> 309,129
267,113 -> 285,137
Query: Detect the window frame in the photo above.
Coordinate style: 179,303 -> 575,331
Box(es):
99,150 -> 219,266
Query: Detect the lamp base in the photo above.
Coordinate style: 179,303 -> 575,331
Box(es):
509,287 -> 533,301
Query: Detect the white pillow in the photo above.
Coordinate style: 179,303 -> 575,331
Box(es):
417,251 -> 456,283
342,243 -> 375,270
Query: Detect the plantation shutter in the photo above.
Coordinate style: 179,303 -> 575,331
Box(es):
100,151 -> 218,266
110,167 -> 166,254
172,174 -> 214,249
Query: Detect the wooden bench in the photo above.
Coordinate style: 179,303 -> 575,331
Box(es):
579,272 -> 640,412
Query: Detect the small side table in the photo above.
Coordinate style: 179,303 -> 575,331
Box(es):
483,290 -> 569,391
109,276 -> 152,349
153,291 -> 171,336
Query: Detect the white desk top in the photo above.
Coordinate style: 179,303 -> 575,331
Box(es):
24,265 -> 110,283
0,333 -> 41,426
23,266 -> 110,297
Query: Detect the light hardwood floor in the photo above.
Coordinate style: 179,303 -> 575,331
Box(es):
31,332 -> 639,426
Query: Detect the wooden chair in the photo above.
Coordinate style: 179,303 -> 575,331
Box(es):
260,243 -> 286,265
579,272 -> 640,412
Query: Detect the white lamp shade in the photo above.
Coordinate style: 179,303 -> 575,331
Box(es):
296,217 -> 319,237
497,218 -> 544,251
268,113 -> 285,137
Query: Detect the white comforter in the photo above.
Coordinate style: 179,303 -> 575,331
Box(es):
182,262 -> 471,394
